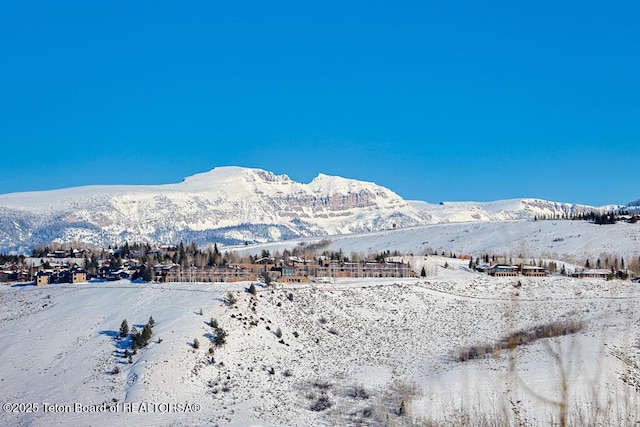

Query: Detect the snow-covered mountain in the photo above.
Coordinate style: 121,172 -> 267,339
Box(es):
410,198 -> 616,223
0,166 -> 619,253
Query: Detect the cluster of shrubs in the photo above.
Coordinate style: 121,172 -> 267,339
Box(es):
457,320 -> 585,362
307,381 -> 333,412
119,316 -> 155,351
210,318 -> 227,346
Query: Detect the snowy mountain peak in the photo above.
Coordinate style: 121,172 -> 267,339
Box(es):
308,173 -> 393,198
0,166 -> 623,253
0,167 -> 429,252
180,166 -> 291,190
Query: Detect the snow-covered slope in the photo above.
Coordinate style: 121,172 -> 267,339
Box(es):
411,198 -> 616,223
0,166 -> 619,253
2,267 -> 639,426
233,219 -> 640,263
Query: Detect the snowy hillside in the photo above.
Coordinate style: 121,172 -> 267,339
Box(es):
410,198 -> 617,223
231,219 -> 640,265
2,262 -> 639,426
0,166 -> 618,253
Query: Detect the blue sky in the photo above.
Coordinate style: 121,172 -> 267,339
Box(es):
1,1 -> 638,206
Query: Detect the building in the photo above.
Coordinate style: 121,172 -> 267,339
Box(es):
475,263 -> 493,273
489,265 -> 519,277
572,269 -> 611,279
36,271 -> 52,286
269,265 -> 312,283
149,258 -> 415,283
311,260 -> 416,279
57,268 -> 88,284
156,264 -> 255,283
521,266 -> 548,277
72,269 -> 88,283
0,263 -> 32,283
0,270 -> 12,283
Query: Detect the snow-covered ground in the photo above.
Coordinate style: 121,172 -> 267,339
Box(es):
2,259 -> 639,426
229,219 -> 640,264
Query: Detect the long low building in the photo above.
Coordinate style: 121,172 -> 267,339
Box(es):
521,266 -> 548,277
489,265 -> 519,277
156,264 -> 255,283
152,259 -> 416,283
479,264 -> 549,277
309,260 -> 416,279
572,269 -> 612,279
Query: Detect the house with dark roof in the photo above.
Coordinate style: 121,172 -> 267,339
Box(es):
489,265 -> 519,277
521,265 -> 548,277
572,269 -> 612,279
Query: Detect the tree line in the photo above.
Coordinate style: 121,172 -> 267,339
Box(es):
534,210 -> 639,224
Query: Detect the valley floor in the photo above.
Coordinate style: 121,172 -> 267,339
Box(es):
1,258 -> 640,426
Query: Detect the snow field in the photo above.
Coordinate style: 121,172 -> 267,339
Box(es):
1,265 -> 640,426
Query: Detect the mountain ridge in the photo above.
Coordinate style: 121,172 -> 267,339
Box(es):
0,166 -> 623,253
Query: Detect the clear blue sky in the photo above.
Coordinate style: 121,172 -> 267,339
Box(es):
1,1 -> 638,206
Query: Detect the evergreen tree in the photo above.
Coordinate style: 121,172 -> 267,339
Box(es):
119,319 -> 129,338
141,323 -> 152,345
137,264 -> 153,282
224,292 -> 237,306
207,250 -> 216,267
420,266 -> 426,277
215,326 -> 227,346
114,254 -> 123,268
210,318 -> 227,346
